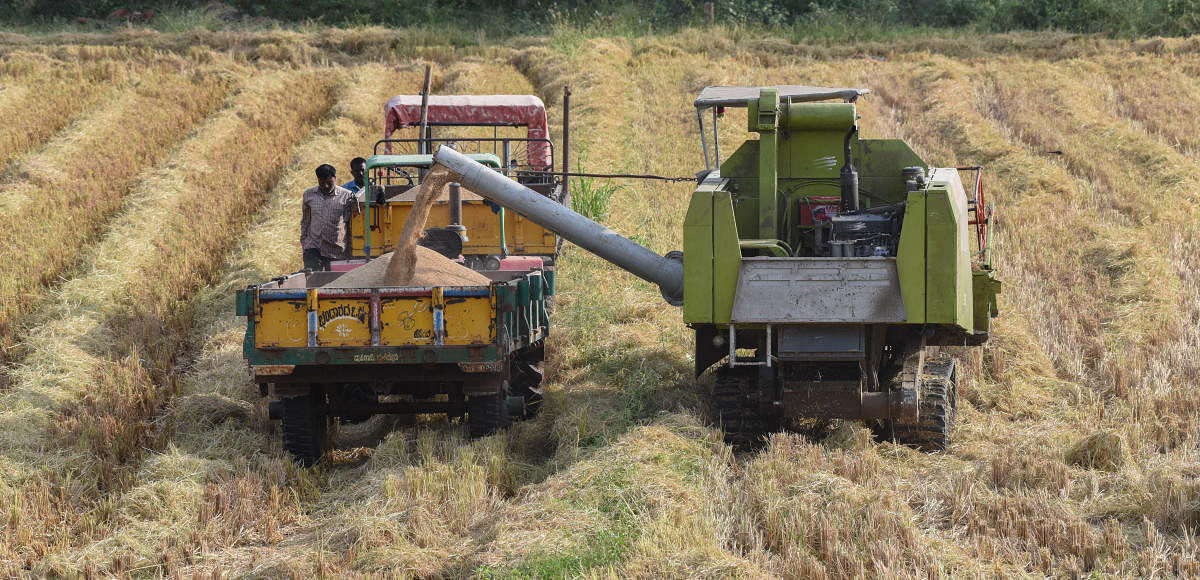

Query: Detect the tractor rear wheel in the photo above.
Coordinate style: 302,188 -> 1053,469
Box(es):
281,385 -> 329,466
511,359 -> 545,419
885,353 -> 957,451
712,368 -> 771,451
468,381 -> 512,438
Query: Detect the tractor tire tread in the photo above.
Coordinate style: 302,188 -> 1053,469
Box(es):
468,391 -> 510,438
713,371 -> 768,451
281,392 -> 327,466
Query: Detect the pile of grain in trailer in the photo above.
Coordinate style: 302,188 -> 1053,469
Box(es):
324,246 -> 489,288
325,164 -> 490,288
383,165 -> 457,286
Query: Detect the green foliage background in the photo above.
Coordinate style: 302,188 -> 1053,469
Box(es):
3,0 -> 1200,37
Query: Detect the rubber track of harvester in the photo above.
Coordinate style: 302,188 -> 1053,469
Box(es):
890,353 -> 957,451
712,371 -> 768,451
468,390 -> 511,438
281,393 -> 328,467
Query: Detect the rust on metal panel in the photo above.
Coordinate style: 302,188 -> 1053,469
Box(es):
459,361 -> 504,373
253,365 -> 296,376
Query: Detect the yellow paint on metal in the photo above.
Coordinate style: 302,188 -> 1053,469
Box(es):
349,200 -> 557,257
255,299 -> 307,348
379,295 -> 494,345
432,287 -> 445,310
445,295 -> 494,344
256,292 -> 495,348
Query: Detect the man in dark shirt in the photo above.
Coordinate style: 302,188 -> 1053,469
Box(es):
342,157 -> 366,194
301,164 -> 358,271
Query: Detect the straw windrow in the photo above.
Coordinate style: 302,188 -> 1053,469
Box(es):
0,65 -> 235,355
23,63 -> 420,576
0,67 -> 337,573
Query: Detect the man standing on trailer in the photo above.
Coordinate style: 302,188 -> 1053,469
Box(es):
342,157 -> 366,193
300,163 -> 358,271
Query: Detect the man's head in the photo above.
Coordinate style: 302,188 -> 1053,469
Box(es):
315,164 -> 337,194
350,157 -> 366,186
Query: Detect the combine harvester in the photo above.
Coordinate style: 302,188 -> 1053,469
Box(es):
432,85 -> 1001,451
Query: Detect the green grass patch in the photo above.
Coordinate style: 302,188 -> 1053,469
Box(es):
475,526 -> 633,579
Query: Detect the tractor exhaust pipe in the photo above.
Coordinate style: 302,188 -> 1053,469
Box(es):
433,145 -> 684,305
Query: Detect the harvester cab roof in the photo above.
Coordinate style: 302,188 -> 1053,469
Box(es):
693,85 -> 869,172
693,85 -> 869,107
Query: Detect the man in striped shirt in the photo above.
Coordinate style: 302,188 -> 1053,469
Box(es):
300,164 -> 359,271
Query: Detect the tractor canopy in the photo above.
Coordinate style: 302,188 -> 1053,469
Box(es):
384,95 -> 551,169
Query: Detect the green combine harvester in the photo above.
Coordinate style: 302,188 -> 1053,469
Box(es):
433,85 -> 999,450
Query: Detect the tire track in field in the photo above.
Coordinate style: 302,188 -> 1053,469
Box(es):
25,63 -> 419,576
0,66 -> 235,359
0,67 -> 337,575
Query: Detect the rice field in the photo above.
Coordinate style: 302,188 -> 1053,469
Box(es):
0,27 -> 1198,577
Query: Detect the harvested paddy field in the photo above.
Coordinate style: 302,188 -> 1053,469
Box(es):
0,27 -> 1197,577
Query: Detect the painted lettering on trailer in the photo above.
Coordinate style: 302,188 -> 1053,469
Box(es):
318,304 -> 367,328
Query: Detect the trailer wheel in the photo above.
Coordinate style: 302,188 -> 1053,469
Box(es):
280,386 -> 329,466
468,381 -> 511,438
884,353 -> 957,451
511,359 -> 544,418
712,368 -> 771,451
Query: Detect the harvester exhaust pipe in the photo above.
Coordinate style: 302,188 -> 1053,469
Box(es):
434,145 -> 685,305
840,125 -> 859,213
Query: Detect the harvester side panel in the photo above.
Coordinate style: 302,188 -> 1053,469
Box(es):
713,190 -> 741,325
856,139 -> 927,203
682,190 -> 713,323
923,169 -> 973,328
719,141 -> 761,238
682,180 -> 742,326
895,190 -> 926,323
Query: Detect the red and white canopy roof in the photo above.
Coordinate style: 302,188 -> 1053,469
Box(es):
384,95 -> 551,169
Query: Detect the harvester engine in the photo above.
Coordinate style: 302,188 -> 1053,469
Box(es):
825,206 -> 903,258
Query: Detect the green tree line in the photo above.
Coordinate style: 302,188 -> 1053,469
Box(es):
4,0 -> 1200,37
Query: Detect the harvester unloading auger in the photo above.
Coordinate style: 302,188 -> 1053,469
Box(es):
434,84 -> 1001,451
